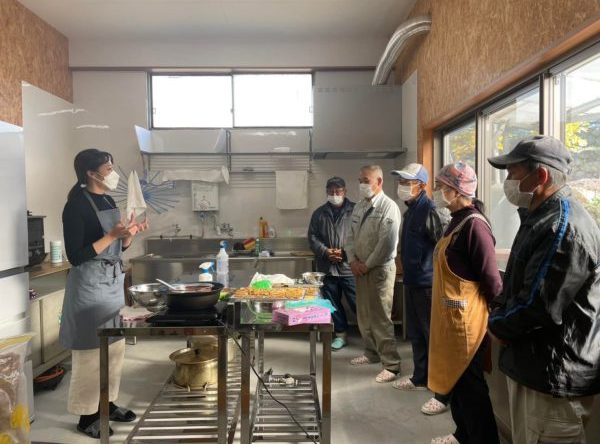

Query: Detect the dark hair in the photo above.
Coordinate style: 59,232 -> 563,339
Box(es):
67,149 -> 113,201
326,176 -> 346,189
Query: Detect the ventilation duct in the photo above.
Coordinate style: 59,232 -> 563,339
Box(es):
372,15 -> 432,86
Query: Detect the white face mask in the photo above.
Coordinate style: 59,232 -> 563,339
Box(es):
359,183 -> 375,199
96,170 -> 120,191
433,189 -> 452,208
397,184 -> 414,201
327,195 -> 344,206
503,175 -> 535,208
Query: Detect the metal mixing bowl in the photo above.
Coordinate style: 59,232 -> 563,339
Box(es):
302,272 -> 325,286
128,283 -> 167,312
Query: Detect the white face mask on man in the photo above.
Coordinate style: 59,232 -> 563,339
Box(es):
503,172 -> 536,208
396,184 -> 414,201
95,170 -> 120,191
327,195 -> 344,206
359,183 -> 375,199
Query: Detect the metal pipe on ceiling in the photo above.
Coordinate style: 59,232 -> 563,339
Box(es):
372,15 -> 432,86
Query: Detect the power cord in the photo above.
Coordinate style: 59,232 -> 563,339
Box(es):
218,320 -> 319,444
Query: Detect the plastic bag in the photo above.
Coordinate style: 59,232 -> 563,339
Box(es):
249,272 -> 295,286
0,334 -> 33,444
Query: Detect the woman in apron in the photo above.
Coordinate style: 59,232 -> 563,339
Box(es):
60,148 -> 148,438
427,162 -> 502,444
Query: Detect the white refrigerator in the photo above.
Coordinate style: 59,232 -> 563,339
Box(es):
0,119 -> 33,416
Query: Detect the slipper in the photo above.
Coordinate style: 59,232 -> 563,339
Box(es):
109,406 -> 137,422
421,397 -> 449,415
392,376 -> 428,391
77,420 -> 114,439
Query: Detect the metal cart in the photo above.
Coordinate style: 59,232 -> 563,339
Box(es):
228,302 -> 333,444
97,322 -> 236,444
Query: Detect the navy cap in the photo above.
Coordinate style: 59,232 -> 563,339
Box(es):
487,135 -> 573,174
391,163 -> 429,184
326,176 -> 346,189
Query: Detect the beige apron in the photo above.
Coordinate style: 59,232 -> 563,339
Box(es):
428,214 -> 490,395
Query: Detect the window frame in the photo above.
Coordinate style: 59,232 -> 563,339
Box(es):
149,71 -> 314,130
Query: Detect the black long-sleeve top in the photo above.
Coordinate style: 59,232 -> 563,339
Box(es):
62,190 -> 117,266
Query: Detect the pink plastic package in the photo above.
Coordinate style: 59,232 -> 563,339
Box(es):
272,306 -> 331,326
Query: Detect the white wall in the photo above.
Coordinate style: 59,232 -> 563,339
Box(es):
72,71 -> 405,261
401,70 -> 418,163
70,37 -> 388,68
22,83 -> 75,252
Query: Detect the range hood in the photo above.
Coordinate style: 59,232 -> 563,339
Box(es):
312,149 -> 406,160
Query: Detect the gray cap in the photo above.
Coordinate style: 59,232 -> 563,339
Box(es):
487,135 -> 573,174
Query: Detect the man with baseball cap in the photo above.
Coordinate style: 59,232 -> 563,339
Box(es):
487,135 -> 600,443
308,176 -> 356,350
390,164 -> 451,415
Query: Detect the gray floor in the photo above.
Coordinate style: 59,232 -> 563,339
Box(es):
30,330 -> 456,443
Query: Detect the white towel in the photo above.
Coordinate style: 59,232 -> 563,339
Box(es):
275,170 -> 308,210
126,171 -> 147,220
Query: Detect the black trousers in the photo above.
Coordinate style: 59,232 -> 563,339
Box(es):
451,339 -> 499,444
405,285 -> 450,404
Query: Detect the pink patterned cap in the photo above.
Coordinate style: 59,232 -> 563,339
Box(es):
435,161 -> 477,197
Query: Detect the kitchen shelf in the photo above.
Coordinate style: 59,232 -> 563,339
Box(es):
126,355 -> 242,444
251,374 -> 321,443
311,148 -> 407,160
28,260 -> 71,279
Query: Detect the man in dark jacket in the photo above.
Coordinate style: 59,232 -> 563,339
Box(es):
488,135 -> 600,444
308,176 -> 356,350
390,164 -> 450,416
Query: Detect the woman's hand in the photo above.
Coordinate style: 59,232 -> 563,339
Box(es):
126,214 -> 149,237
108,222 -> 131,240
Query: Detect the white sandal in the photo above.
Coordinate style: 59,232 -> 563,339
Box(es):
431,434 -> 459,444
392,376 -> 428,391
350,355 -> 376,366
421,397 -> 449,415
375,369 -> 397,383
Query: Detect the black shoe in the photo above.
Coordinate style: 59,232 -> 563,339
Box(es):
77,419 -> 114,439
109,406 -> 137,422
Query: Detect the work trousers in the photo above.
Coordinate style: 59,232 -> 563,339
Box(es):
355,262 -> 401,373
451,340 -> 499,444
321,275 -> 357,334
68,339 -> 125,415
404,285 -> 450,404
507,376 -> 594,444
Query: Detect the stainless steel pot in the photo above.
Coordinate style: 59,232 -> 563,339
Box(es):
127,283 -> 167,312
188,335 -> 238,362
165,282 -> 224,311
169,346 -> 218,389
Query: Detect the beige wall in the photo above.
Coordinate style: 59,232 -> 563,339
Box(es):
0,0 -> 72,126
395,0 -> 600,164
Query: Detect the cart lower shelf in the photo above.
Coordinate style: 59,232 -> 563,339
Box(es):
126,357 -> 241,443
251,374 -> 321,443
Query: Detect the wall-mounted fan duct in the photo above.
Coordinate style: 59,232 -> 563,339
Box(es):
372,15 -> 432,86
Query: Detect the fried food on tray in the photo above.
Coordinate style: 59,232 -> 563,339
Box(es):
234,287 -> 305,299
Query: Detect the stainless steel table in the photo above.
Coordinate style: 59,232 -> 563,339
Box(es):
97,321 -> 232,444
229,304 -> 333,444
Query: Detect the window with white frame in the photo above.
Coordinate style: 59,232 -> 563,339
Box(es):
150,73 -> 313,129
443,120 -> 476,168
550,48 -> 600,227
483,86 -> 540,249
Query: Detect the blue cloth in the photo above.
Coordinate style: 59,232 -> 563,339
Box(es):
320,275 -> 356,333
400,192 -> 447,287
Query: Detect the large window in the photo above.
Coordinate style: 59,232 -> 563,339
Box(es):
233,74 -> 313,127
551,50 -> 600,227
152,75 -> 233,128
151,73 -> 313,129
440,43 -> 600,255
483,86 -> 540,249
443,120 -> 476,168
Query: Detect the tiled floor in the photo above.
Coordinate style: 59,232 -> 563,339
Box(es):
30,330 -> 457,443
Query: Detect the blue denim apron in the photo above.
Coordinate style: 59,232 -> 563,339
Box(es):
59,190 -> 125,350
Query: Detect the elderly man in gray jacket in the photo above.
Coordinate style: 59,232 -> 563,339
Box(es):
345,165 -> 402,383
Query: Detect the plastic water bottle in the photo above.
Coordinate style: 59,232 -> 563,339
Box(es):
216,240 -> 229,287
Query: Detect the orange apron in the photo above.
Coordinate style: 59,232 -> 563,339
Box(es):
428,214 -> 490,395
